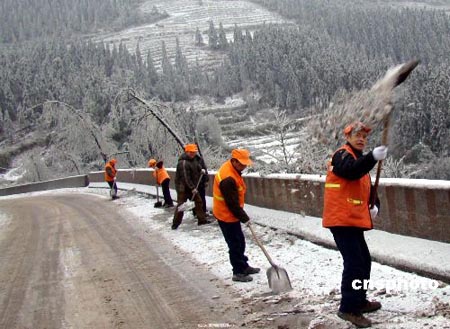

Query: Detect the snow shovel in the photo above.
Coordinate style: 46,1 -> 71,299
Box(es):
177,170 -> 205,213
154,185 -> 163,208
110,181 -> 118,199
247,222 -> 293,294
370,59 -> 419,207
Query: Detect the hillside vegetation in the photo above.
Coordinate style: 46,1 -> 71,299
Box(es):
0,0 -> 449,184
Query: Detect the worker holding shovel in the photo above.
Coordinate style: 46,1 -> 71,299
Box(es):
213,149 -> 260,283
104,158 -> 118,200
323,121 -> 387,328
148,159 -> 174,208
172,144 -> 211,229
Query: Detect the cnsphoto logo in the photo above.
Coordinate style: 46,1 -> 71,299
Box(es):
352,278 -> 439,293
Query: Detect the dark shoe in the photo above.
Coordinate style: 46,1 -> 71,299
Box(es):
171,221 -> 181,230
198,220 -> 212,226
244,266 -> 261,275
360,301 -> 381,313
337,311 -> 372,328
232,273 -> 253,282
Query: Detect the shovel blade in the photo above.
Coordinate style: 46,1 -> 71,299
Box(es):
266,266 -> 293,294
154,201 -> 163,208
177,200 -> 195,212
395,59 -> 419,87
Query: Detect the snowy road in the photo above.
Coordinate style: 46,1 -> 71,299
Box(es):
0,189 -> 449,328
0,193 -> 247,329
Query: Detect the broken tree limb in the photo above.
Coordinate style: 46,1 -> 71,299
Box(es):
127,90 -> 186,149
30,100 -> 106,160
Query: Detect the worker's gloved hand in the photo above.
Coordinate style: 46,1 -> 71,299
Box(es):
240,216 -> 250,224
201,169 -> 206,174
113,176 -> 117,181
370,205 -> 379,219
372,146 -> 388,161
192,188 -> 198,195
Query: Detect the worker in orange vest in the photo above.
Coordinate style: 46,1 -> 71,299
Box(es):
148,158 -> 174,208
213,149 -> 260,283
323,121 -> 387,328
104,158 -> 118,199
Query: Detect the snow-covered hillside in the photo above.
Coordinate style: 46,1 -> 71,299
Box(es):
94,0 -> 291,68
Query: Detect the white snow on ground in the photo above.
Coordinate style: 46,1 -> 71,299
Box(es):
188,95 -> 247,111
1,186 -> 449,328
0,164 -> 25,182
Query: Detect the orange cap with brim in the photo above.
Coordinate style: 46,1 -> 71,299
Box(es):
184,144 -> 198,152
231,149 -> 253,166
343,122 -> 372,135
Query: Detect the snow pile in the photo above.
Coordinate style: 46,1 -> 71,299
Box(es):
80,186 -> 450,328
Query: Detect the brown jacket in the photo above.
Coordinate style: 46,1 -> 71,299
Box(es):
174,153 -> 203,192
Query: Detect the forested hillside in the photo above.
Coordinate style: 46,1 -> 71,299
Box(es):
0,0 -> 449,184
246,0 -> 449,155
0,0 -> 167,43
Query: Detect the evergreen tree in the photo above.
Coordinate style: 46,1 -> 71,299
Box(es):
208,21 -> 218,49
218,23 -> 228,49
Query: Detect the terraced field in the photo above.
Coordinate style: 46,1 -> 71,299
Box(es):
95,0 -> 291,69
186,95 -> 310,163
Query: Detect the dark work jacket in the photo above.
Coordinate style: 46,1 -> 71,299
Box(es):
331,142 -> 380,209
175,153 -> 203,193
195,154 -> 210,186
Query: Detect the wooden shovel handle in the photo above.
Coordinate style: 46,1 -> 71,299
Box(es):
247,222 -> 277,267
371,113 -> 391,208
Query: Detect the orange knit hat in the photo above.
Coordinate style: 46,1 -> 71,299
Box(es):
343,122 -> 372,135
184,144 -> 198,152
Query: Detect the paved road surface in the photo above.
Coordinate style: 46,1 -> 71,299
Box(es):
0,193 -> 244,329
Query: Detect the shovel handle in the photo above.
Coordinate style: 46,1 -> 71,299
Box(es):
247,222 -> 277,267
190,173 -> 204,199
371,110 -> 391,208
176,173 -> 205,212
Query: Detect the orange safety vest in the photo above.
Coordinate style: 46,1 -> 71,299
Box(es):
153,167 -> 170,185
213,160 -> 246,223
104,162 -> 117,182
322,144 -> 373,229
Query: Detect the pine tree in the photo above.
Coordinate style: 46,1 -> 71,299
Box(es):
218,22 -> 228,49
208,21 -> 218,50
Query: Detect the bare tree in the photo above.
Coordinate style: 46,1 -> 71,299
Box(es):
257,109 -> 299,173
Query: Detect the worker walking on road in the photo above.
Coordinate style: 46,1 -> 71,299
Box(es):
149,159 -> 174,208
172,144 -> 211,229
213,149 -> 260,283
323,121 -> 387,328
104,158 -> 118,199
